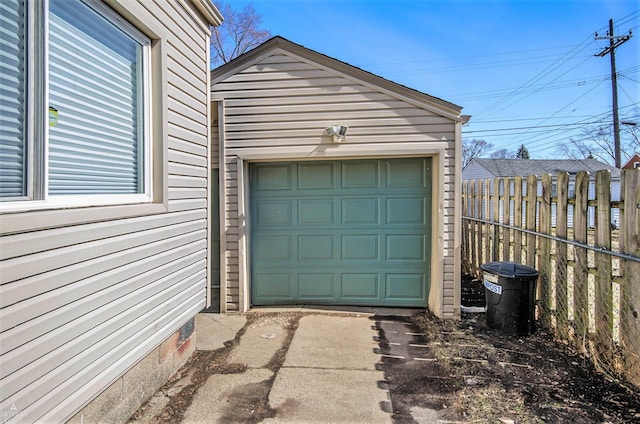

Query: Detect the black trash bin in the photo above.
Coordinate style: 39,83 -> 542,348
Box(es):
480,261 -> 538,336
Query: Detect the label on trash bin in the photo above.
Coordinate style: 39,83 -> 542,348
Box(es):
484,279 -> 502,295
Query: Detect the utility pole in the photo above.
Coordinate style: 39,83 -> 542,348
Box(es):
595,19 -> 632,168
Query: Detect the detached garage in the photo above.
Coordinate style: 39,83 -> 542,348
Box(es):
210,37 -> 468,318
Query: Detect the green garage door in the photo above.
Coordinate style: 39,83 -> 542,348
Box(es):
250,158 -> 432,307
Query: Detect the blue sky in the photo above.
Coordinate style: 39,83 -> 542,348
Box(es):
229,0 -> 639,161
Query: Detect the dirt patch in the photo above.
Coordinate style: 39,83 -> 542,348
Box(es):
377,306 -> 640,423
218,380 -> 275,423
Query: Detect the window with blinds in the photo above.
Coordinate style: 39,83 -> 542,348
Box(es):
0,0 -> 26,199
0,0 -> 150,203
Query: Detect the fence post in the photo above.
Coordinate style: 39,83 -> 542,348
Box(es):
539,174 -> 552,325
514,176 -> 523,263
503,177 -> 511,262
594,170 -> 613,359
621,169 -> 640,387
556,172 -> 569,337
526,175 -> 537,268
574,171 -> 590,343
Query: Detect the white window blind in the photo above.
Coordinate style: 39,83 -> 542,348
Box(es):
0,0 -> 26,199
48,0 -> 144,195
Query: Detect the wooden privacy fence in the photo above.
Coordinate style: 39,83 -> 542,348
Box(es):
462,169 -> 640,389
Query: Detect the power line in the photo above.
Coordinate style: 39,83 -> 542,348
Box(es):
464,121 -> 608,135
476,34 -> 597,118
449,74 -> 609,102
482,79 -> 610,150
465,105 -> 639,155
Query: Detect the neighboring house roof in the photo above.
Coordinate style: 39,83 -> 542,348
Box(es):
622,153 -> 640,169
464,158 -> 621,179
210,36 -> 468,122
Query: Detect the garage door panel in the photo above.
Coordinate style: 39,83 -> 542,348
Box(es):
256,200 -> 292,226
386,234 -> 425,261
341,235 -> 379,261
254,273 -> 294,299
298,162 -> 334,189
386,159 -> 426,188
255,236 -> 292,261
341,161 -> 379,188
341,274 -> 379,298
255,164 -> 292,190
251,159 -> 431,307
298,235 -> 335,260
386,197 -> 425,224
298,273 -> 335,299
385,274 -> 425,300
342,198 -> 380,225
298,199 -> 335,225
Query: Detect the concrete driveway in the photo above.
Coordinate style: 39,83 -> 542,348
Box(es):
130,308 -> 416,423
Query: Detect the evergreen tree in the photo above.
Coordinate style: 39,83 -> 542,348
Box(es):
516,144 -> 530,159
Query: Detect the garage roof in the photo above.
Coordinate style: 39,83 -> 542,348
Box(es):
210,36 -> 468,123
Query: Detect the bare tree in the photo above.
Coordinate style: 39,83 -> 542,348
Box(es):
462,139 -> 493,167
490,148 -> 516,159
559,126 -> 619,165
558,110 -> 640,166
211,2 -> 271,67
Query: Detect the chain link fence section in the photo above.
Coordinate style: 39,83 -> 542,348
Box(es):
462,169 -> 640,390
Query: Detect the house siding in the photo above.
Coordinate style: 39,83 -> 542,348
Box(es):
212,44 -> 462,317
462,163 -> 622,228
461,160 -> 494,181
0,0 -> 219,422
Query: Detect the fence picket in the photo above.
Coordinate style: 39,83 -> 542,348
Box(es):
539,174 -> 552,325
475,180 -> 486,265
503,177 -> 511,262
556,172 -> 570,337
514,176 -> 523,263
595,170 -> 613,358
621,169 -> 640,385
574,171 -> 590,341
493,178 -> 501,261
526,175 -> 537,268
470,180 -> 477,272
484,179 -> 492,263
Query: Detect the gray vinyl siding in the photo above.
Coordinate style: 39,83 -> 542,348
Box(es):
0,0 -> 216,422
212,47 -> 460,315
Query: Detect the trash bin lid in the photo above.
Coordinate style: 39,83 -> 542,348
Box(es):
480,261 -> 538,278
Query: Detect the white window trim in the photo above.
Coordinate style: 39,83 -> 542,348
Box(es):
1,0 -> 152,212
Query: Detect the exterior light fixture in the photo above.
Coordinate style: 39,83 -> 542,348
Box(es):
325,125 -> 348,143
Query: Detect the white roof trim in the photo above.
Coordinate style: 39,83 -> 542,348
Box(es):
189,0 -> 223,26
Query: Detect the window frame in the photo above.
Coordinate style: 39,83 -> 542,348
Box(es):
1,0 -> 152,212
